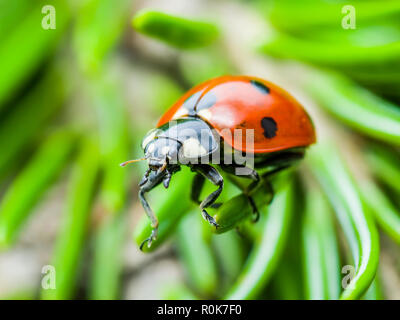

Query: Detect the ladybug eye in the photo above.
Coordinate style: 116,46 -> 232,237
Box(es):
141,129 -> 162,149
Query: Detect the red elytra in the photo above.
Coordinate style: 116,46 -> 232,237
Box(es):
157,75 -> 316,154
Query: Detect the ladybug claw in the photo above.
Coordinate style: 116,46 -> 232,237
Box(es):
139,239 -> 148,251
252,210 -> 260,223
139,228 -> 158,251
247,196 -> 260,223
201,210 -> 219,229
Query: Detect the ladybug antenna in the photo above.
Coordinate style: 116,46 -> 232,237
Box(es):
120,158 -> 146,167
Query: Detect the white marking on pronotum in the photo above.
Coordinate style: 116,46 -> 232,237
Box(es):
182,138 -> 208,158
142,130 -> 158,149
172,108 -> 189,120
197,109 -> 212,120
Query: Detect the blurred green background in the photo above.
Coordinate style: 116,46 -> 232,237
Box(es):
0,0 -> 399,300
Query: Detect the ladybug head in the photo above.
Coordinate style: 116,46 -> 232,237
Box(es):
120,127 -> 185,190
120,118 -> 218,188
120,128 -> 181,175
143,136 -> 181,171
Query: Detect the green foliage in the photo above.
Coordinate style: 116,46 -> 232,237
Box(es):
91,78 -> 132,214
308,143 -> 380,300
362,144 -> 400,244
132,10 -> 219,49
0,0 -> 399,301
177,213 -> 219,297
162,284 -> 198,300
364,143 -> 400,194
179,47 -> 235,85
0,130 -> 77,247
212,231 -> 246,292
89,213 -> 127,300
0,68 -> 69,178
260,33 -> 400,67
41,138 -> 100,300
0,0 -> 33,42
214,179 -> 273,234
0,0 -> 70,108
302,186 -> 341,300
225,178 -> 295,299
360,180 -> 400,245
305,70 -> 400,146
74,0 -> 132,75
266,0 -> 400,34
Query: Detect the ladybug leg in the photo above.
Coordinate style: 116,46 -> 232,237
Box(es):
220,163 -> 259,186
241,170 -> 262,222
250,179 -> 275,223
248,196 -> 260,222
261,164 -> 290,179
162,165 -> 181,189
139,168 -> 151,187
138,170 -> 165,250
162,167 -> 174,189
190,173 -> 205,205
191,173 -> 222,208
220,163 -> 261,221
255,149 -> 305,174
191,164 -> 224,228
246,170 -> 260,191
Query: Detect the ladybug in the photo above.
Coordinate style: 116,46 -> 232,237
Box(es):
122,75 -> 316,249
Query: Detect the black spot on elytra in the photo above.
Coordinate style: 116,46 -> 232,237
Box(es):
261,117 -> 277,138
196,91 -> 217,111
237,121 -> 247,128
250,80 -> 270,94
